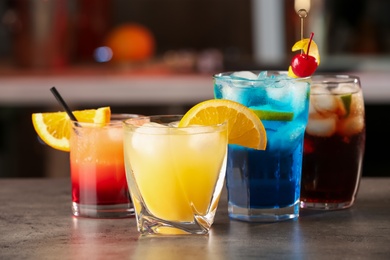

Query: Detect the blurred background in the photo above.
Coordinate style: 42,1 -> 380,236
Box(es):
0,0 -> 389,178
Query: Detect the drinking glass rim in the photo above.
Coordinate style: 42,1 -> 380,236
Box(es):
71,113 -> 141,128
310,74 -> 362,95
311,74 -> 360,84
123,115 -> 228,132
213,70 -> 311,83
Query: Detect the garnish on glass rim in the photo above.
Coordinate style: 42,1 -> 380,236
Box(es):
31,87 -> 111,152
288,32 -> 320,78
290,32 -> 318,77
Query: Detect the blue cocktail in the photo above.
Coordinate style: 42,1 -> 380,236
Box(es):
214,71 -> 311,222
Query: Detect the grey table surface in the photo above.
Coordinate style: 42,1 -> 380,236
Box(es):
1,177 -> 389,260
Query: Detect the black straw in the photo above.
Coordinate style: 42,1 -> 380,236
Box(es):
50,87 -> 78,122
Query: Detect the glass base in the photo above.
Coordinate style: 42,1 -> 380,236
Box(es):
137,212 -> 212,236
228,201 -> 300,222
72,202 -> 134,218
300,200 -> 354,210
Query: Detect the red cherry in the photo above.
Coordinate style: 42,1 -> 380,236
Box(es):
291,53 -> 318,77
290,32 -> 318,77
303,137 -> 314,154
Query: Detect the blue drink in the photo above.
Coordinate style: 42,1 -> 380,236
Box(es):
214,71 -> 310,222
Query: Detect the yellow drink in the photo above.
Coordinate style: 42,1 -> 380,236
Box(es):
123,115 -> 228,235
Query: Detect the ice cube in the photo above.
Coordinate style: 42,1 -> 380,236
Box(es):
336,116 -> 364,136
137,122 -> 168,133
310,88 -> 338,114
349,92 -> 365,116
306,115 -> 337,137
290,81 -> 310,114
219,81 -> 247,104
177,125 -> 215,134
265,81 -> 293,107
311,84 -> 330,95
230,71 -> 258,80
331,83 -> 358,95
308,98 -> 317,115
184,128 -> 221,150
131,123 -> 170,155
257,71 -> 268,79
272,123 -> 306,152
174,126 -> 222,151
107,127 -> 123,141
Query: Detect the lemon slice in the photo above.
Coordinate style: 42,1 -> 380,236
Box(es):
32,107 -> 111,152
252,109 -> 294,121
288,38 -> 321,78
291,38 -> 320,65
178,99 -> 267,150
340,94 -> 352,116
288,66 -> 299,78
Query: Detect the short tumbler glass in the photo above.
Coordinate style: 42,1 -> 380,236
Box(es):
214,71 -> 311,222
70,114 -> 138,218
123,115 -> 228,235
300,75 -> 366,210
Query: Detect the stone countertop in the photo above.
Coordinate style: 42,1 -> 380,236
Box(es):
1,177 -> 389,259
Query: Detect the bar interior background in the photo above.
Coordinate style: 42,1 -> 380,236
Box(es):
0,0 -> 389,177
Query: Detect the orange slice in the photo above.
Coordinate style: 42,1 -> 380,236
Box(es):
178,99 -> 267,150
32,107 -> 111,152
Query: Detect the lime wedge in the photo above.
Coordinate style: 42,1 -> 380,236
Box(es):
251,109 -> 294,121
340,94 -> 352,116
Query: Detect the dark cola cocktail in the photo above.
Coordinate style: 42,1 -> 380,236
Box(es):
300,75 -> 366,210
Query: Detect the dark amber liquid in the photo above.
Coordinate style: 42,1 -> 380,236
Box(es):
301,130 -> 366,203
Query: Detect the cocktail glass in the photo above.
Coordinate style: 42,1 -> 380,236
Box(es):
70,114 -> 139,218
301,75 -> 366,210
123,115 -> 228,235
214,71 -> 311,222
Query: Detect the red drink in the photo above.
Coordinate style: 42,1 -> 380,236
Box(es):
300,75 -> 365,210
71,163 -> 130,205
70,115 -> 136,218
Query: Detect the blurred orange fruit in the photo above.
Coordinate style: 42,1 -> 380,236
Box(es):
105,23 -> 155,63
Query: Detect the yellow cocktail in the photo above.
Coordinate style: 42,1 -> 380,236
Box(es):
123,115 -> 228,235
